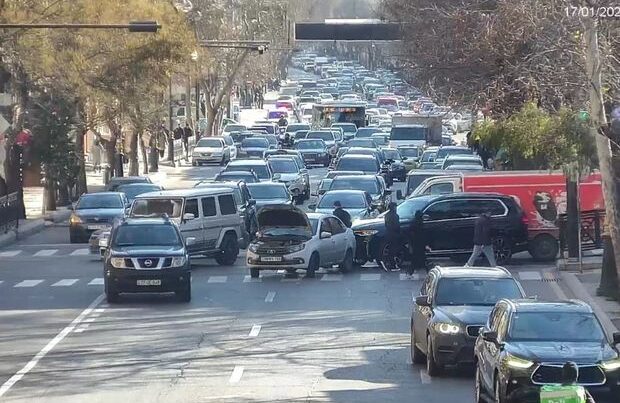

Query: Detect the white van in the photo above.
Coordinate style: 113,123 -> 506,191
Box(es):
130,188 -> 244,265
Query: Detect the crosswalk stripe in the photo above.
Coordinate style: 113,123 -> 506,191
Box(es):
69,249 -> 89,256
320,274 -> 343,282
360,273 -> 381,281
518,271 -> 542,281
0,250 -> 21,257
208,276 -> 227,283
33,249 -> 58,257
400,273 -> 420,281
14,280 -> 44,287
52,279 -> 79,287
243,275 -> 261,283
88,278 -> 104,286
74,325 -> 89,333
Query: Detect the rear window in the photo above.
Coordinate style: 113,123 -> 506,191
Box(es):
131,198 -> 183,218
196,139 -> 223,148
242,138 -> 269,148
77,194 -> 123,209
218,195 -> 237,215
227,164 -> 270,180
336,158 -> 378,173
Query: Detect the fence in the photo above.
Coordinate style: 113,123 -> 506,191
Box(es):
0,192 -> 20,234
558,209 -> 605,252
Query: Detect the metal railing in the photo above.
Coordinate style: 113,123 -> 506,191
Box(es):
0,192 -> 20,234
558,209 -> 605,252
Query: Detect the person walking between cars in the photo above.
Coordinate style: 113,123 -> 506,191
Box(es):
182,123 -> 193,160
465,211 -> 496,267
539,362 -> 594,403
409,211 -> 428,275
333,201 -> 352,228
383,202 -> 401,272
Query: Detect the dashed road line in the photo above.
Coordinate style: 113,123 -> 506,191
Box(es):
14,280 -> 44,288
248,325 -> 261,337
32,249 -> 58,257
52,279 -> 79,287
69,249 -> 89,256
83,318 -> 96,323
74,325 -> 89,333
88,278 -> 104,286
400,273 -> 420,281
264,291 -> 276,303
0,250 -> 21,257
360,273 -> 381,281
229,366 -> 244,384
518,271 -> 542,281
320,274 -> 343,282
208,276 -> 228,283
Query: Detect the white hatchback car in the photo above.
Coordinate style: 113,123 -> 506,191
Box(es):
246,206 -> 356,278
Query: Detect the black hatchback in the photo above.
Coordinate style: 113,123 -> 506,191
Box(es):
103,217 -> 192,303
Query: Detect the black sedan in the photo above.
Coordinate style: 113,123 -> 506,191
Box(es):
70,192 -> 128,243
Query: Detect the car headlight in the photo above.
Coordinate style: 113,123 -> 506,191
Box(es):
288,243 -> 305,253
248,243 -> 259,253
505,353 -> 534,369
99,237 -> 109,247
354,229 -> 378,236
601,357 -> 620,371
110,257 -> 127,268
171,256 -> 187,267
70,214 -> 82,224
434,322 -> 461,334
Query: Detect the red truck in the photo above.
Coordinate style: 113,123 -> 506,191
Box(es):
410,171 -> 605,261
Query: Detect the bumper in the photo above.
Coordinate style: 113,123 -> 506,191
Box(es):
431,332 -> 476,366
104,266 -> 190,293
193,155 -> 223,163
246,250 -> 308,270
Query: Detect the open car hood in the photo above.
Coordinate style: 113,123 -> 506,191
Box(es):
256,205 -> 313,240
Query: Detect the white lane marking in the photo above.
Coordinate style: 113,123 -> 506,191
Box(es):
276,269 -> 286,275
74,325 -> 89,333
0,250 -> 21,257
88,278 -> 104,286
243,275 -> 261,283
0,294 -> 104,397
33,249 -> 58,257
208,276 -> 228,283
420,369 -> 432,384
543,270 -> 568,300
93,308 -> 106,313
69,249 -> 89,256
14,280 -> 44,288
229,366 -> 244,384
518,271 -> 542,281
248,325 -> 262,337
360,273 -> 381,281
264,291 -> 276,303
52,279 -> 79,287
320,274 -> 343,282
400,273 -> 420,281
83,318 -> 96,323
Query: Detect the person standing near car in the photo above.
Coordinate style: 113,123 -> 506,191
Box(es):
333,201 -> 352,228
465,211 -> 497,267
383,202 -> 401,272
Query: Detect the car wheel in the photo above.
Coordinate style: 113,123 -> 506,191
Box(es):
176,278 -> 191,303
339,249 -> 353,274
493,237 -> 512,265
306,252 -> 319,278
250,268 -> 260,278
475,363 -> 485,403
494,374 -> 505,403
379,241 -> 404,268
215,234 -> 239,266
528,234 -> 559,262
410,323 -> 425,364
426,334 -> 443,376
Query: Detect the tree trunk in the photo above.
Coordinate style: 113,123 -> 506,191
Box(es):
206,103 -> 217,137
44,179 -> 56,212
128,130 -> 139,176
75,130 -> 88,195
57,182 -> 70,206
140,134 -> 149,175
584,17 -> 620,284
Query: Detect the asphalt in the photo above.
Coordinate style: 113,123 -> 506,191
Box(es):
0,156 -> 584,403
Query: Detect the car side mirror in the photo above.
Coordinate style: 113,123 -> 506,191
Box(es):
308,204 -> 316,211
482,330 -> 499,344
273,173 -> 282,180
320,231 -> 332,239
185,237 -> 196,246
613,332 -> 620,345
402,156 -> 408,160
415,295 -> 431,307
183,213 -> 195,221
396,190 -> 404,200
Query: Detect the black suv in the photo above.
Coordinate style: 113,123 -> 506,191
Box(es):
352,193 -> 528,266
103,217 -> 192,303
474,299 -> 620,403
412,266 -> 525,377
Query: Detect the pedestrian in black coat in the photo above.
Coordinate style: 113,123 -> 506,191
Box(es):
333,201 -> 352,228
383,202 -> 401,272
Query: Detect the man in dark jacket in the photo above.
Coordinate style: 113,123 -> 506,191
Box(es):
383,201 -> 401,272
182,123 -> 193,160
333,201 -> 352,228
465,212 -> 496,266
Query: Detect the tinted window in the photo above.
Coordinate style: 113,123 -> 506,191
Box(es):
336,158 -> 378,173
224,124 -> 246,133
318,192 -> 366,209
424,200 -> 468,220
247,184 -> 289,199
407,174 -> 436,195
184,199 -> 199,217
196,139 -> 224,148
320,218 -> 333,234
131,198 -> 183,218
77,194 -> 123,209
227,165 -> 270,179
268,159 -> 297,174
307,132 -> 334,142
296,140 -> 325,150
116,185 -> 160,201
113,224 -> 181,247
421,151 -> 437,162
330,178 -> 379,195
201,197 -> 217,217
218,195 -> 237,215
382,149 -> 401,160
242,138 -> 269,148
508,312 -> 605,342
400,148 -> 420,158
392,197 -> 430,219
469,199 -> 506,216
390,126 -> 426,141
309,218 -> 319,235
434,278 -> 522,306
327,217 -> 346,234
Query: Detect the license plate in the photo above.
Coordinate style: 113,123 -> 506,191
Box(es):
261,256 -> 282,262
88,224 -> 108,230
137,279 -> 161,286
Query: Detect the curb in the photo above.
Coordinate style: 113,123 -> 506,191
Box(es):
0,208 -> 72,249
560,272 -> 619,334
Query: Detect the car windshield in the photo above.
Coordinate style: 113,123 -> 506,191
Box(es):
196,139 -> 223,148
77,194 -> 122,209
131,198 -> 183,218
113,224 -> 182,247
117,185 -> 160,201
242,138 -> 268,148
421,151 -> 437,162
333,124 -> 356,133
390,126 -> 426,141
383,150 -> 401,160
228,165 -> 270,179
400,148 -> 420,158
508,312 -> 606,342
318,193 -> 366,209
434,278 -> 522,306
347,139 -> 376,148
247,184 -> 289,199
297,140 -> 324,150
307,132 -> 334,142
337,158 -> 378,173
444,159 -> 482,168
216,173 -> 257,183
406,174 -> 438,194
436,148 -> 472,159
287,124 -> 309,133
330,178 -> 379,195
356,128 -> 380,138
268,159 -> 297,174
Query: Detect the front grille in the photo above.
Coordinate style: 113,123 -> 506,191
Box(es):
136,258 -> 161,269
256,245 -> 290,255
86,217 -> 109,223
466,325 -> 482,338
163,258 -> 173,267
303,153 -> 317,160
531,364 -> 606,386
